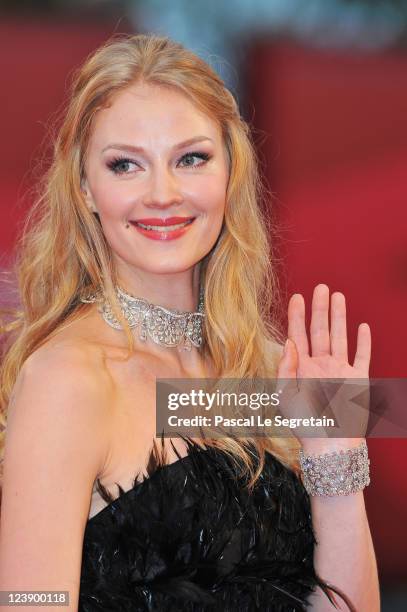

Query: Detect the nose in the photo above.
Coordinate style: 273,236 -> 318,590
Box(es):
141,166 -> 183,210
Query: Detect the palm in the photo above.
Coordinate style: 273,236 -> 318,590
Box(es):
279,284 -> 371,380
276,284 -> 371,450
297,355 -> 364,380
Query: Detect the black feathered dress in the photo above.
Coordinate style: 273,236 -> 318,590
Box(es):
78,437 -> 341,611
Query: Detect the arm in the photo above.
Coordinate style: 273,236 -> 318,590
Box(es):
0,344 -> 113,611
277,285 -> 380,611
305,469 -> 379,611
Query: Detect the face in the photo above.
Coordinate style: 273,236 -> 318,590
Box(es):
82,81 -> 229,281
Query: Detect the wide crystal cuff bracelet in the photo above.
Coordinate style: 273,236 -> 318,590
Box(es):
299,440 -> 370,497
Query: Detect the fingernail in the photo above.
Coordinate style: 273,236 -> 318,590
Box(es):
283,339 -> 290,355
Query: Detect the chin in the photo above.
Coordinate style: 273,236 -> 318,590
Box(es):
129,260 -> 202,276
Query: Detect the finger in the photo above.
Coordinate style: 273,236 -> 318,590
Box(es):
277,338 -> 299,380
276,339 -> 299,414
310,284 -> 330,357
353,323 -> 371,373
330,292 -> 348,363
287,294 -> 309,357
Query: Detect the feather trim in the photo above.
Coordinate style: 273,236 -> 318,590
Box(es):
79,436 -> 350,611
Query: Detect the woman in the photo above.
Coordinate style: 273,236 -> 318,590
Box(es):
0,34 -> 379,611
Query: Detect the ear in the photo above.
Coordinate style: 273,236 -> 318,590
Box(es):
81,178 -> 98,214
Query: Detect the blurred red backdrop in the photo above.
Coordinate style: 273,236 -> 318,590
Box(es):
244,40 -> 407,583
0,17 -> 115,256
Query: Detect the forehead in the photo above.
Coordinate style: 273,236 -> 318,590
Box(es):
89,82 -> 222,148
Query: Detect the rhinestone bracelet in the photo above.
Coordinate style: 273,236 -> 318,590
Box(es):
299,440 -> 370,497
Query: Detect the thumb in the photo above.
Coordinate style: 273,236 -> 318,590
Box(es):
277,338 -> 298,379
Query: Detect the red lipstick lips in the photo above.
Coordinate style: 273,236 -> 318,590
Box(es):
129,216 -> 196,241
132,216 -> 195,226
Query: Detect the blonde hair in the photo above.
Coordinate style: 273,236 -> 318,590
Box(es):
0,33 -> 300,492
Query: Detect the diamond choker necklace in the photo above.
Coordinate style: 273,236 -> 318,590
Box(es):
80,285 -> 205,351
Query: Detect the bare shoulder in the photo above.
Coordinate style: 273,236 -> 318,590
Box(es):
0,335 -> 114,597
10,333 -> 116,479
12,301 -> 123,411
11,335 -> 114,423
5,334 -> 115,498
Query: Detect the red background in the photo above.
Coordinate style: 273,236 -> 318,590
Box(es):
244,41 -> 407,582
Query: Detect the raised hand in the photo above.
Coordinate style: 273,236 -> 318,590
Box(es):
277,284 -> 371,452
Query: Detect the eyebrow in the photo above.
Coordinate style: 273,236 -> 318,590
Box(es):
101,136 -> 214,154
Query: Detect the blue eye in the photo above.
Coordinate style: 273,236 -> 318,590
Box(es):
107,157 -> 138,175
178,151 -> 211,168
106,151 -> 211,175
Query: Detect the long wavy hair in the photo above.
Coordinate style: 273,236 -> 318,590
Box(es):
0,34 -> 358,608
0,32 -> 300,491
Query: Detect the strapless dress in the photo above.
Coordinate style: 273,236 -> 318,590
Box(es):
78,437 -> 337,611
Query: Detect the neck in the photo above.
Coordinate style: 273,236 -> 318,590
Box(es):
115,263 -> 202,313
86,263 -> 208,369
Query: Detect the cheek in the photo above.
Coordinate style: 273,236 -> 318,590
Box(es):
92,177 -> 134,217
191,179 -> 226,216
